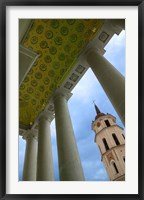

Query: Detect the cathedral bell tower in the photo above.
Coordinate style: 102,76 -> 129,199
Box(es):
92,104 -> 125,181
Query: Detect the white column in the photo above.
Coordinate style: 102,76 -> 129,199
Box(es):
37,115 -> 54,181
87,49 -> 125,125
22,129 -> 38,181
54,92 -> 85,181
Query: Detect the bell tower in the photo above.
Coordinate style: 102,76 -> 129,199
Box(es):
92,104 -> 125,181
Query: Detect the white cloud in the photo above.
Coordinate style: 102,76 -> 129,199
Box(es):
104,31 -> 125,76
93,168 -> 109,181
105,30 -> 125,51
70,69 -> 101,104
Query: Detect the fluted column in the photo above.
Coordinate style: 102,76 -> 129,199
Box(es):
37,114 -> 54,181
54,91 -> 85,181
22,129 -> 38,181
87,49 -> 125,125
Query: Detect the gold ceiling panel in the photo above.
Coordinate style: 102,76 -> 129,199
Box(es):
19,19 -> 104,127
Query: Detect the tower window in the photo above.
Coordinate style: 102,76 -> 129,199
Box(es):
112,133 -> 120,145
105,120 -> 110,127
112,162 -> 119,174
102,138 -> 109,151
122,134 -> 125,139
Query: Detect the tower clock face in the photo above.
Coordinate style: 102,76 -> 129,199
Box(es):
97,122 -> 101,127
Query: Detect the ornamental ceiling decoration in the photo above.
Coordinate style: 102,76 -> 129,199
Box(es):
19,19 -> 104,128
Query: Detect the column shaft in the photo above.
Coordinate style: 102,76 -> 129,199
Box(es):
22,132 -> 37,181
87,50 -> 125,125
54,94 -> 85,181
37,117 -> 54,181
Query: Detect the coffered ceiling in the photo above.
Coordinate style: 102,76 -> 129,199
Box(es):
19,19 -> 104,128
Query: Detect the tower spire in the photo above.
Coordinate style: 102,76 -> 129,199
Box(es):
94,104 -> 101,115
93,101 -> 105,120
93,101 -> 101,114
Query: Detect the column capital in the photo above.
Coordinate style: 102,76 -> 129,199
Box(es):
53,88 -> 72,102
39,110 -> 54,123
22,129 -> 38,141
79,45 -> 105,65
85,46 -> 98,56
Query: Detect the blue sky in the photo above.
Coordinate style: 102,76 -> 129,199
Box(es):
19,30 -> 125,181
